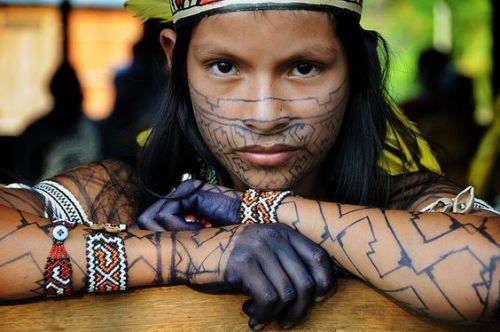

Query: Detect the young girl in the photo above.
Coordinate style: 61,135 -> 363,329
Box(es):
0,0 -> 498,329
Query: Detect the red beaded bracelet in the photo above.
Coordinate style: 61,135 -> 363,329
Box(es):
44,219 -> 76,297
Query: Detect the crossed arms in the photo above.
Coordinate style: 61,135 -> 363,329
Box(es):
0,160 -> 498,324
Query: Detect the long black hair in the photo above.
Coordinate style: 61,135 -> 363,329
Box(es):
139,8 -> 444,208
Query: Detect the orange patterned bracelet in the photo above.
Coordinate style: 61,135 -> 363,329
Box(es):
86,223 -> 128,293
239,189 -> 294,224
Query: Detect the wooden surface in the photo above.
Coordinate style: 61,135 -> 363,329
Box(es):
0,279 -> 496,331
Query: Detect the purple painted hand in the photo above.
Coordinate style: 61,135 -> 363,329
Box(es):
138,180 -> 337,329
224,224 -> 335,330
137,179 -> 242,231
168,223 -> 335,330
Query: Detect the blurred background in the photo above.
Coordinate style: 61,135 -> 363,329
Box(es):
0,0 -> 498,206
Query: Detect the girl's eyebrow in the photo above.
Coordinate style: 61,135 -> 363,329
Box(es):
192,43 -> 231,55
192,44 -> 249,65
193,43 -> 339,58
286,45 -> 339,59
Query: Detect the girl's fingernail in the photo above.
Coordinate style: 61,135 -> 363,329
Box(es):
315,295 -> 326,302
253,323 -> 265,331
242,301 -> 252,315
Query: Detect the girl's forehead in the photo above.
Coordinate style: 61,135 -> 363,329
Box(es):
193,10 -> 335,35
205,9 -> 330,23
189,11 -> 342,57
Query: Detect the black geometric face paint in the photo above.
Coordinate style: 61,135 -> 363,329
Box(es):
190,80 -> 349,193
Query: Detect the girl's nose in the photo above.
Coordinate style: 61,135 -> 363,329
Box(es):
241,99 -> 291,133
241,77 -> 291,133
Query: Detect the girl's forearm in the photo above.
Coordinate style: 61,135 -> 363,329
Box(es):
0,205 -> 236,300
0,204 -> 169,299
277,197 -> 500,322
0,187 -> 46,216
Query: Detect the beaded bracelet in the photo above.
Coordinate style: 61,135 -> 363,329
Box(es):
86,223 -> 128,293
239,189 -> 294,224
44,219 -> 76,297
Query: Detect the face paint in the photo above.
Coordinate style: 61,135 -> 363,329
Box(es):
187,11 -> 349,195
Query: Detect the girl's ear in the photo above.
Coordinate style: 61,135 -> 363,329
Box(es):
159,28 -> 177,69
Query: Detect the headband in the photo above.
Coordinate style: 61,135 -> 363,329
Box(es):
125,0 -> 362,25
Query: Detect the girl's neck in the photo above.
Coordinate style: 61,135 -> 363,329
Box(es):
227,163 -> 327,201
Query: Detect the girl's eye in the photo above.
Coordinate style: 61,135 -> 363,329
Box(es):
290,63 -> 321,77
209,61 -> 238,77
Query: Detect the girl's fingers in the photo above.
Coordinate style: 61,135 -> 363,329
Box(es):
157,214 -> 203,231
137,199 -> 168,230
236,262 -> 280,329
138,198 -> 198,231
254,245 -> 297,316
289,231 -> 334,300
194,190 -> 241,225
275,245 -> 316,328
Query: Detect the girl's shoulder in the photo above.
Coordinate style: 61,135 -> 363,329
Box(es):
388,172 -> 461,210
388,172 -> 499,216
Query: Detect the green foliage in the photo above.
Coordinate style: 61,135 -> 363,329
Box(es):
362,0 -> 492,122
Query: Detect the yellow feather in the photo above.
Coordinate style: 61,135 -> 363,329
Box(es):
124,0 -> 173,23
377,107 -> 442,176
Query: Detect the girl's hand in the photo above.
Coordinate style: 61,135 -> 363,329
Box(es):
138,179 -> 241,231
175,224 -> 335,330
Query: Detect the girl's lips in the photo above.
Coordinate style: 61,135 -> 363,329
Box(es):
236,145 -> 300,167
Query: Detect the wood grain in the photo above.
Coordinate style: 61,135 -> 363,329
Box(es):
0,279 -> 496,331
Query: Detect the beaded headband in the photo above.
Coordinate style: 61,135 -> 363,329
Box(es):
126,0 -> 362,25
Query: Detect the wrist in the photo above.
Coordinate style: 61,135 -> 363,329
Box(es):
168,227 -> 238,287
276,196 -> 299,227
239,189 -> 294,224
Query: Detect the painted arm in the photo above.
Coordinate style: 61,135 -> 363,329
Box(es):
0,159 -> 234,299
276,196 -> 500,322
0,203 -> 221,299
0,160 -> 142,225
140,178 -> 499,322
0,205 -> 333,329
0,164 -> 334,329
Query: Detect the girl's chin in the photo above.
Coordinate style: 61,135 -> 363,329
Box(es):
230,166 -> 321,198
233,173 -> 298,192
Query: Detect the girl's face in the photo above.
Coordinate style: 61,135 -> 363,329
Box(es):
186,10 -> 349,194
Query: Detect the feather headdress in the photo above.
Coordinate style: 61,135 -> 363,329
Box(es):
125,0 -> 172,22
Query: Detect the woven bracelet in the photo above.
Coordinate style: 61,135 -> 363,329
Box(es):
33,180 -> 91,226
239,189 -> 294,224
86,223 -> 128,293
